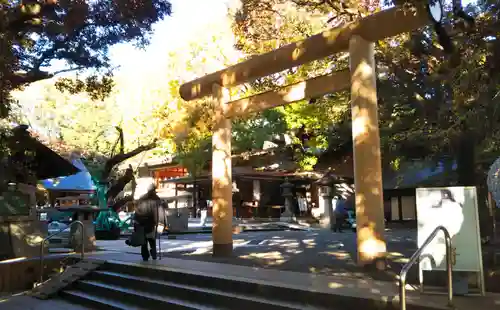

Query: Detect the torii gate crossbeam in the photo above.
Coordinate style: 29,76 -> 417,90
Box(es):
179,5 -> 432,265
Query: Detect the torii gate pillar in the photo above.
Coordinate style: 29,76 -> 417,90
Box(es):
211,84 -> 234,257
349,36 -> 386,265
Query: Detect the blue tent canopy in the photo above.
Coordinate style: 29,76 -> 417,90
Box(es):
41,158 -> 95,191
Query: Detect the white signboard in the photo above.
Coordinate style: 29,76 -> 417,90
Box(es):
416,187 -> 483,274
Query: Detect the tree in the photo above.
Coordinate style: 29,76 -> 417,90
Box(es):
232,0 -> 500,237
0,0 -> 172,118
81,126 -> 156,212
91,22 -> 242,212
0,0 -> 172,194
175,128 -> 211,216
374,1 -> 500,236
231,0 -> 351,170
230,0 -> 499,176
15,81 -> 118,153
14,81 -> 159,211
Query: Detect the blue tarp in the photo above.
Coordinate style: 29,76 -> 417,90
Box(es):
41,158 -> 95,191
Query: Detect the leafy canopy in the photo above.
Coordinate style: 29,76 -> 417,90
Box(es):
0,0 -> 172,117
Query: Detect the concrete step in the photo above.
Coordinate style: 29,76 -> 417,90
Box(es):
56,257 -> 500,310
0,295 -> 94,310
61,290 -> 142,309
100,262 -> 334,308
59,263 -> 328,309
69,280 -> 216,309
87,270 -> 321,310
58,260 -> 456,310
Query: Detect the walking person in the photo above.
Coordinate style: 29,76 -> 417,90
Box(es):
133,180 -> 165,261
333,198 -> 346,232
232,183 -> 242,219
198,190 -> 208,228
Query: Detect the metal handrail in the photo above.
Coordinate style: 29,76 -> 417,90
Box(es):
39,220 -> 85,284
399,225 -> 453,310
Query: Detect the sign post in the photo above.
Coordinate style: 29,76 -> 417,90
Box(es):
416,187 -> 485,296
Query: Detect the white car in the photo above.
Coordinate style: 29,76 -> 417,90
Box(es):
47,221 -> 70,247
346,210 -> 357,231
345,210 -> 386,231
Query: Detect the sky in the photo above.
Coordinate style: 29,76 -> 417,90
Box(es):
108,0 -> 477,75
108,0 -> 238,76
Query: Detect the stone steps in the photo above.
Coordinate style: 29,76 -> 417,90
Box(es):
51,259 -> 478,310
59,262 -> 332,309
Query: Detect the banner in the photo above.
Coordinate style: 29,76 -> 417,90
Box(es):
416,187 -> 483,273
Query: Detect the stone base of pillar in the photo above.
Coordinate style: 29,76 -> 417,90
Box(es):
0,220 -> 47,259
70,220 -> 97,252
280,210 -> 295,222
320,196 -> 335,230
213,243 -> 233,257
319,215 -> 334,230
280,198 -> 296,222
360,256 -> 388,271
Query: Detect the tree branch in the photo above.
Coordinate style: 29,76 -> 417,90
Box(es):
10,70 -> 53,88
106,166 -> 134,202
51,66 -> 86,76
10,66 -> 85,89
110,195 -> 134,212
116,127 -> 124,154
102,141 -> 157,181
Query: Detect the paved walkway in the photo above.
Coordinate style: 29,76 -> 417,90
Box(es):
96,228 -> 500,291
52,228 -> 500,290
104,229 -> 417,282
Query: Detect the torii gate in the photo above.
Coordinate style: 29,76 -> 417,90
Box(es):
179,4 -> 437,264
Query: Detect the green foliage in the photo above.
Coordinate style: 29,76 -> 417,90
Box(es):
17,82 -> 117,155
375,1 -> 500,182
0,123 -> 42,186
0,0 -> 172,116
55,73 -> 115,101
231,0 -> 350,170
231,0 -> 500,184
232,109 -> 287,152
176,130 -> 211,178
295,151 -> 318,171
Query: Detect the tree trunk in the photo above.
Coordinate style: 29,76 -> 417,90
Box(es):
456,128 -> 492,238
192,176 -> 198,218
456,129 -> 476,186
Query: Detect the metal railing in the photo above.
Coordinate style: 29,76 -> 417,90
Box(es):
39,220 -> 85,284
399,225 -> 453,310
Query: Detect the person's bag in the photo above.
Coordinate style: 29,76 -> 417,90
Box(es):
125,226 -> 145,247
156,223 -> 165,235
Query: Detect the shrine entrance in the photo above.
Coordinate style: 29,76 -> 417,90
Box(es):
179,5 -> 434,264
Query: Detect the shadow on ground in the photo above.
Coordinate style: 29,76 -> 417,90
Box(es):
159,229 -> 500,292
162,230 -> 417,283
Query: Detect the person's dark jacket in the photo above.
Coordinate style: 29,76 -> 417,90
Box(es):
198,197 -> 208,210
134,191 -> 167,234
335,200 -> 346,216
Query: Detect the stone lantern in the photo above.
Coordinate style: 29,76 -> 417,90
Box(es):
280,178 -> 295,222
315,172 -> 337,230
